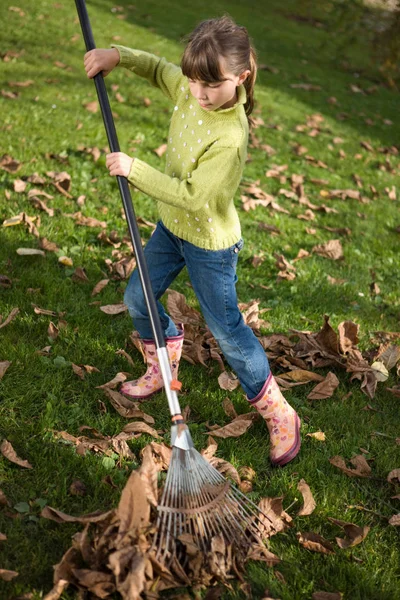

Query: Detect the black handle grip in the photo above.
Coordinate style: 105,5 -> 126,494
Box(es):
75,0 -> 165,349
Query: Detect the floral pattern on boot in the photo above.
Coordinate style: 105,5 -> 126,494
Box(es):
120,328 -> 184,400
248,373 -> 301,466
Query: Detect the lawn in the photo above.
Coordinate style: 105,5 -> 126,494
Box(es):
0,0 -> 399,599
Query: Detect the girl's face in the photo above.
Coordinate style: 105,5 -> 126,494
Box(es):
188,66 -> 250,111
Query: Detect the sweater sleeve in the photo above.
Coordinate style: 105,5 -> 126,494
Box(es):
112,45 -> 183,103
128,145 -> 242,212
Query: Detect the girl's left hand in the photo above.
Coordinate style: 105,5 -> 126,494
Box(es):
105,152 -> 134,177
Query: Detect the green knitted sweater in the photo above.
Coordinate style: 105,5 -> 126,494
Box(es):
113,46 -> 249,250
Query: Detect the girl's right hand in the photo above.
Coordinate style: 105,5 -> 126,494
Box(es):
83,48 -> 120,78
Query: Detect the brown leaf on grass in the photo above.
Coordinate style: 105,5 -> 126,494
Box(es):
0,361 -> 11,380
69,480 -> 87,497
84,100 -> 98,113
0,440 -> 32,469
0,275 -> 12,289
387,469 -> 400,484
55,431 -> 113,457
329,454 -> 371,478
0,307 -> 19,329
13,178 -> 27,192
389,514 -> 400,526
0,154 -> 21,173
290,83 -> 321,91
222,398 -> 238,419
328,518 -> 370,548
338,321 -> 359,353
209,415 -> 255,439
39,238 -> 59,252
0,569 -> 19,581
154,143 -> 167,157
312,593 -> 342,600
297,479 -> 316,516
91,279 -> 109,296
122,422 -> 162,440
75,215 -> 106,228
101,388 -> 143,419
258,497 -> 292,537
297,532 -> 335,555
312,240 -> 343,260
280,369 -> 324,383
71,267 -> 89,283
218,371 -> 240,391
48,321 -> 59,341
96,372 -> 129,390
30,196 -> 54,217
99,303 -> 128,315
41,505 -> 112,524
307,372 -> 340,400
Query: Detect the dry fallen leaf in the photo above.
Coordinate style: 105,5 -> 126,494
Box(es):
0,307 -> 19,330
297,532 -> 335,555
96,372 -> 129,390
312,240 -> 343,260
387,469 -> 400,485
218,371 -> 240,391
99,303 -> 128,315
297,479 -> 316,516
329,454 -> 371,478
388,514 -> 400,526
0,361 -> 11,380
307,372 -> 340,400
328,518 -> 370,549
91,279 -> 109,296
208,415 -> 255,439
0,439 -> 33,469
154,143 -> 167,157
0,569 -> 19,581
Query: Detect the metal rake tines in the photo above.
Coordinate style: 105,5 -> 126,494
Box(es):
153,446 -> 273,564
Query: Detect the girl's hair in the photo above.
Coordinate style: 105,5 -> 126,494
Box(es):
181,15 -> 257,123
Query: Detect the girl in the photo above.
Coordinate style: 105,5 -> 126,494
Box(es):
84,16 -> 301,466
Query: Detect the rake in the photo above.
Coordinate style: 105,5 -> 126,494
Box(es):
75,0 -> 273,565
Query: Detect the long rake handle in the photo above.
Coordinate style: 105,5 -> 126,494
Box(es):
75,0 -> 182,419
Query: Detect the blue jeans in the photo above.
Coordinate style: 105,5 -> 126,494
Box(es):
124,221 -> 270,399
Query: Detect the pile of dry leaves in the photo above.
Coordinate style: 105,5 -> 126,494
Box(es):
40,442 -> 287,600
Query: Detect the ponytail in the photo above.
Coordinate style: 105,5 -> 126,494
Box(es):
243,46 -> 257,126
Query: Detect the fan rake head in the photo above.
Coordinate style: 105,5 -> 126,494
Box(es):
152,425 -> 273,565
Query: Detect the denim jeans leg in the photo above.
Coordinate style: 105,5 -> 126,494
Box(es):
184,239 -> 270,398
124,222 -> 185,339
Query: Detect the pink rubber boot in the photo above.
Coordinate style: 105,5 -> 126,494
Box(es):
120,328 -> 184,400
248,373 -> 301,466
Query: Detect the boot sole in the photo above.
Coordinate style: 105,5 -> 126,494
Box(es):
271,414 -> 301,467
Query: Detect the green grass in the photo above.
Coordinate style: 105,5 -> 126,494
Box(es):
1,0 -> 399,598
